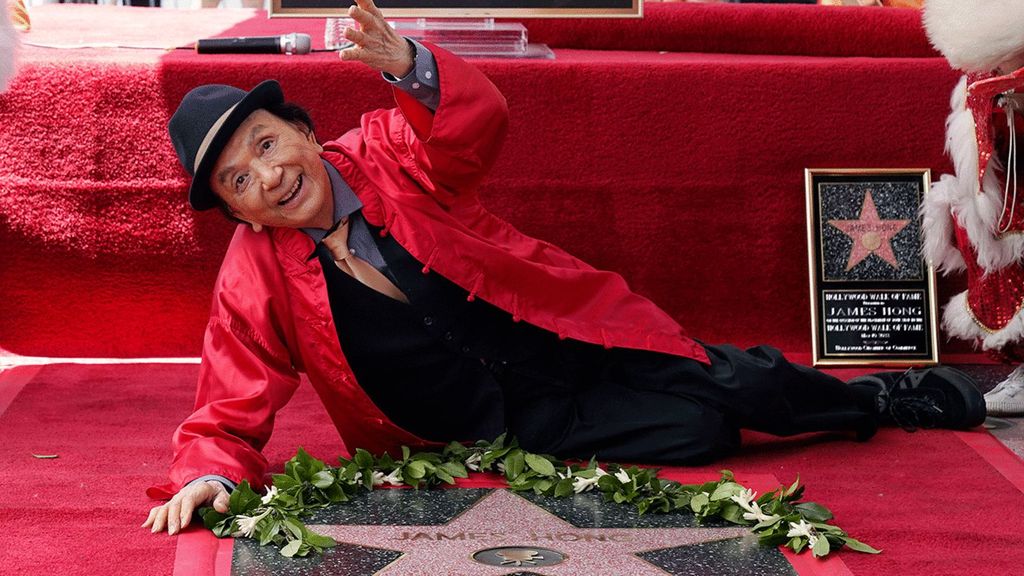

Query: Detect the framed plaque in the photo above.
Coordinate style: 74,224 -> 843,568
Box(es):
805,169 -> 939,366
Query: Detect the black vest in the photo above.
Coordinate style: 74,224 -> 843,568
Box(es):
316,222 -> 559,442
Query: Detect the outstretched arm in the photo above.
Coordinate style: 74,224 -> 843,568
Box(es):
331,0 -> 509,201
143,238 -> 303,534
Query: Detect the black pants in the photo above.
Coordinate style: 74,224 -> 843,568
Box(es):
490,341 -> 878,465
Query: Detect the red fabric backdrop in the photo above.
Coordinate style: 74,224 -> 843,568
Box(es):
0,4 -> 962,358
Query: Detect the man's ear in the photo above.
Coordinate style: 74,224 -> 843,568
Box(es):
222,202 -> 263,233
306,129 -> 324,154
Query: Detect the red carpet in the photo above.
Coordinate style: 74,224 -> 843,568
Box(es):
0,363 -> 1022,575
0,7 -> 1004,571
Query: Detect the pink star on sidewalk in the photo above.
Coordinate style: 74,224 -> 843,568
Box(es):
314,489 -> 750,575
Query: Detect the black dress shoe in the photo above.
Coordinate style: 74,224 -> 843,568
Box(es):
848,366 -> 987,431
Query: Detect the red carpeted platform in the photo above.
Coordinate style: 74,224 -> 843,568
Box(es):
1,363 -> 1022,576
0,3 -> 964,359
2,6 -> 1011,573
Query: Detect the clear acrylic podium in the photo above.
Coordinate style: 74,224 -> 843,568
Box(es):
326,18 -> 554,59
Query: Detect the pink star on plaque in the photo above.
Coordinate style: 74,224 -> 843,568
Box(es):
313,489 -> 750,575
827,191 -> 909,272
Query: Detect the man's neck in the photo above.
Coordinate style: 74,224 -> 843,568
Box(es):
300,158 -> 365,245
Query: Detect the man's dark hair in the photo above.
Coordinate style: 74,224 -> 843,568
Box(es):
214,101 -> 316,224
266,101 -> 315,134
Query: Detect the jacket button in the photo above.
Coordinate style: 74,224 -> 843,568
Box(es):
423,316 -> 434,326
461,345 -> 471,354
444,332 -> 454,341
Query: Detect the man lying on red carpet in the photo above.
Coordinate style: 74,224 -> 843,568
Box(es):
142,0 -> 986,537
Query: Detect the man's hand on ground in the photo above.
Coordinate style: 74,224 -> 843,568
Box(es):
141,480 -> 230,536
340,0 -> 415,78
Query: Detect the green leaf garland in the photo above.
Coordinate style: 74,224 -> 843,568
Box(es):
197,434 -> 880,559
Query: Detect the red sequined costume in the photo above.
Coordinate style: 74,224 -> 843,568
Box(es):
922,70 -> 1024,363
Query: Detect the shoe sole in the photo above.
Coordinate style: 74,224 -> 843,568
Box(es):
985,401 -> 1024,416
928,366 -> 987,429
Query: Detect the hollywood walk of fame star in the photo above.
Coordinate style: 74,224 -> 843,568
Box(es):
827,191 -> 910,272
311,489 -> 751,576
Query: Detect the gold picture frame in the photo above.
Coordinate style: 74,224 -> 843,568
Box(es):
804,168 -> 939,367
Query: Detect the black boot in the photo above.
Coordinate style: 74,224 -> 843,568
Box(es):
848,366 -> 986,431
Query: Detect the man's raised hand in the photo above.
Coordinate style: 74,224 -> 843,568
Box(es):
339,0 -> 415,78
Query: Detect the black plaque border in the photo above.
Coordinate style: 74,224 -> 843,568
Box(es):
271,0 -> 642,19
804,168 -> 939,367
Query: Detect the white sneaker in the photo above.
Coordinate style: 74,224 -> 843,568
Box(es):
984,365 -> 1024,416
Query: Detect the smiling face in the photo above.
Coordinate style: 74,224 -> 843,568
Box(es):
209,109 -> 333,231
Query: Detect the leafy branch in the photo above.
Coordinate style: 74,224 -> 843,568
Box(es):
199,434 -> 880,558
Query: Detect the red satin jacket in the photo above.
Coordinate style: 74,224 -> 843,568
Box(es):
148,46 -> 706,499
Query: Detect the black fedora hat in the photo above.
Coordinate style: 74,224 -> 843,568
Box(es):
168,79 -> 284,211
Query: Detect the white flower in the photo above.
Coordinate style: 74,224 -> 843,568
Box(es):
571,467 -> 607,493
233,509 -> 271,539
729,488 -> 756,511
786,519 -> 819,549
614,468 -> 632,484
728,488 -> 779,523
496,462 -> 506,474
742,502 -> 780,524
370,471 -> 386,486
260,485 -> 279,505
786,519 -> 813,538
746,506 -> 780,524
571,477 -> 597,493
464,452 -> 482,472
380,468 -> 404,486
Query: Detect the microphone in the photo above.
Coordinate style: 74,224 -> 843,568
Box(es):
196,33 -> 312,55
